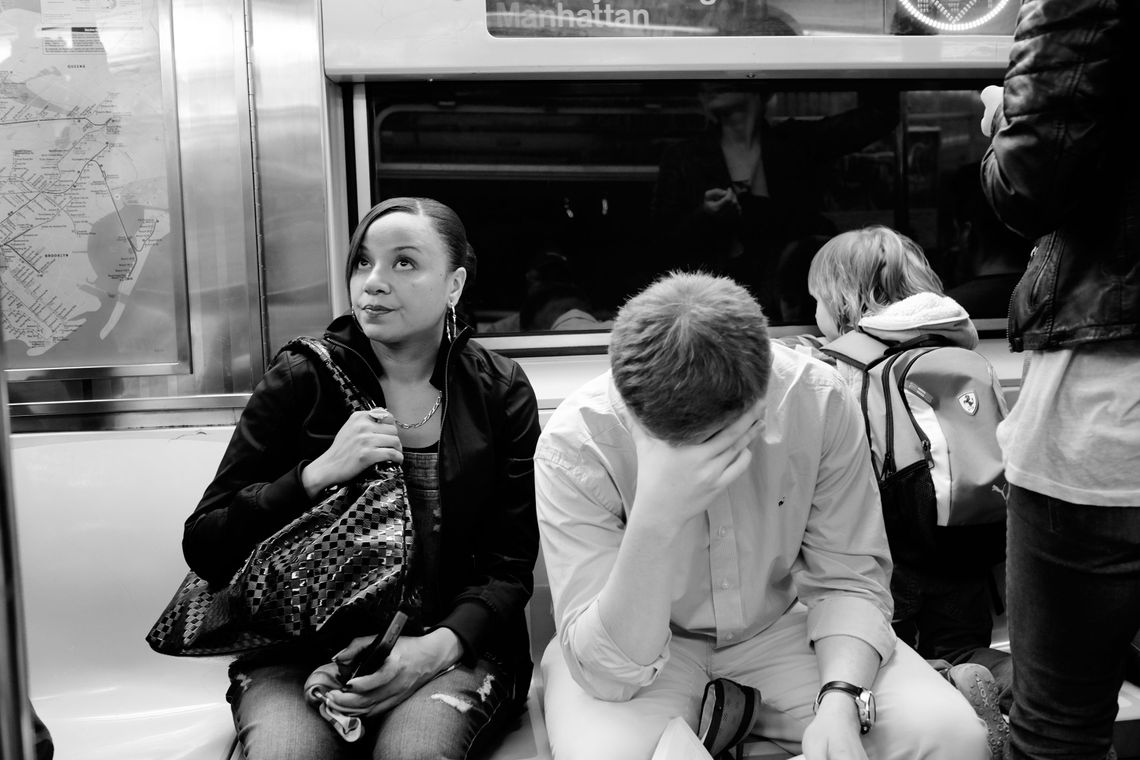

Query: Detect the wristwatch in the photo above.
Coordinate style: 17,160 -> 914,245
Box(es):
813,680 -> 876,735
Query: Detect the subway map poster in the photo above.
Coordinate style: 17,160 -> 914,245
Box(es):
0,0 -> 185,376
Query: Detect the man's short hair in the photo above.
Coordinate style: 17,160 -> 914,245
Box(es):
610,272 -> 771,444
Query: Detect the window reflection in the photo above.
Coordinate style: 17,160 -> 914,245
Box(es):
368,80 -> 1016,335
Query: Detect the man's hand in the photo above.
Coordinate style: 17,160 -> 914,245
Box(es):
801,692 -> 868,760
630,400 -> 763,533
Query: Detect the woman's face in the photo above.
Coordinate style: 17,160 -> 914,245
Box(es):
350,212 -> 465,346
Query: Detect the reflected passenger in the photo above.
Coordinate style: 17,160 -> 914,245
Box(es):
944,163 -> 1030,319
651,81 -> 898,321
535,272 -> 988,760
182,198 -> 541,760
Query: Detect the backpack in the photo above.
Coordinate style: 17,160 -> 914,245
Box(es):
821,330 -> 1009,576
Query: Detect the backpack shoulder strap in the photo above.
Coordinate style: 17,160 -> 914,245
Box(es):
819,330 -> 891,370
278,336 -> 375,413
883,332 -> 955,355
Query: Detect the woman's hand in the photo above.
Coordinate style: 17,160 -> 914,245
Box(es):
801,693 -> 868,760
324,629 -> 463,717
301,409 -> 403,497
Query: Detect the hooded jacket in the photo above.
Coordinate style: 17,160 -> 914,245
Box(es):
981,0 -> 1138,351
183,315 -> 541,684
814,293 -> 979,388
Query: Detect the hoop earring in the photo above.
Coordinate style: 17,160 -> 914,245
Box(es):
446,303 -> 457,343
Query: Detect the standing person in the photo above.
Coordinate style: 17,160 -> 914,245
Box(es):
535,272 -> 988,760
182,197 -> 541,760
980,1 -> 1140,758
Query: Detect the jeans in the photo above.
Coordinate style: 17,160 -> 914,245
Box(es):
1007,485 -> 1140,760
891,562 -> 996,664
228,656 -> 519,760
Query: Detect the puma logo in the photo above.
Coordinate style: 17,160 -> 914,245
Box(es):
992,481 -> 1011,503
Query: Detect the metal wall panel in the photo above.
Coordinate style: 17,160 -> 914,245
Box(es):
248,0 -> 337,355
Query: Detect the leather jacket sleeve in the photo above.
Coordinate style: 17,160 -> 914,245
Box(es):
981,0 -> 1122,239
438,360 -> 541,661
182,350 -> 328,587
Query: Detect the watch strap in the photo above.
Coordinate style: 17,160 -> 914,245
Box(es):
815,680 -> 873,735
816,680 -> 862,704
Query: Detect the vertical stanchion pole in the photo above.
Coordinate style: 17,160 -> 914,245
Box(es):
0,335 -> 33,759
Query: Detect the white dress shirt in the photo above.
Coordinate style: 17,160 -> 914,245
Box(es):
535,342 -> 895,701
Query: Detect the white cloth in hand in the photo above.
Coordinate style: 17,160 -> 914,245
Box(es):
304,663 -> 364,742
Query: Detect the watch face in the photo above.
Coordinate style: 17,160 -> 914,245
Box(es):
859,690 -> 876,733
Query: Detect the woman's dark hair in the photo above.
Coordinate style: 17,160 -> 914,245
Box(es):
343,197 -> 477,291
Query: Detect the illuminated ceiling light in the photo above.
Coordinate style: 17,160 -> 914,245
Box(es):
897,0 -> 1013,32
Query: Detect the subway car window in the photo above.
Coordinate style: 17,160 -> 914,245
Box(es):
368,81 -> 1027,335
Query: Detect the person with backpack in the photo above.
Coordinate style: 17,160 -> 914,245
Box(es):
786,225 -> 1010,756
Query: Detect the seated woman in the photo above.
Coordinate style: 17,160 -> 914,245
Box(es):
182,197 -> 541,760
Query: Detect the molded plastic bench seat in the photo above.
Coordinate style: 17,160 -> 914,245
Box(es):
13,427 -> 1140,760
12,428 -> 552,760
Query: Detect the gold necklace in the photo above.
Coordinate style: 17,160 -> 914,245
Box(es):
395,392 -> 442,430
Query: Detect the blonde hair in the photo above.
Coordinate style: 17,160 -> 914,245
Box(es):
807,226 -> 943,335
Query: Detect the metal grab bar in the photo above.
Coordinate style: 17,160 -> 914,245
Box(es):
0,335 -> 34,760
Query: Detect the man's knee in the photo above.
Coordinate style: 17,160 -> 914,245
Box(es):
882,686 -> 988,759
548,716 -> 665,760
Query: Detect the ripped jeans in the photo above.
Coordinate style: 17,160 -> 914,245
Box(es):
227,656 -> 517,760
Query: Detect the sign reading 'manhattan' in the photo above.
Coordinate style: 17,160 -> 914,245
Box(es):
484,0 -> 1017,38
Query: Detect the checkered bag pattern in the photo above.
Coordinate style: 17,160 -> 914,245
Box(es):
146,337 -> 415,656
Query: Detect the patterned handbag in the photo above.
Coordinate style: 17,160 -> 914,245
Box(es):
146,337 -> 416,656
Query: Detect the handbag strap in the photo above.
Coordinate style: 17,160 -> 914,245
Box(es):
282,336 -> 375,413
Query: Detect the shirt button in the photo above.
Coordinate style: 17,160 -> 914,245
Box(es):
717,527 -> 728,538
725,633 -> 735,641
720,579 -> 730,589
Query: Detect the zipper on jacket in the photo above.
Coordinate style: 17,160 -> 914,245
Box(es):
328,327 -> 470,621
879,352 -> 904,477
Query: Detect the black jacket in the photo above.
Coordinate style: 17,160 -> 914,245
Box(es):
184,315 -> 541,683
981,0 -> 1139,351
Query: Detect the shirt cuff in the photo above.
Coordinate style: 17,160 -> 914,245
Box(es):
563,602 -> 669,702
806,596 -> 896,664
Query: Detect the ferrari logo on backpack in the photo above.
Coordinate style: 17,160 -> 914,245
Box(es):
958,391 -> 978,416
